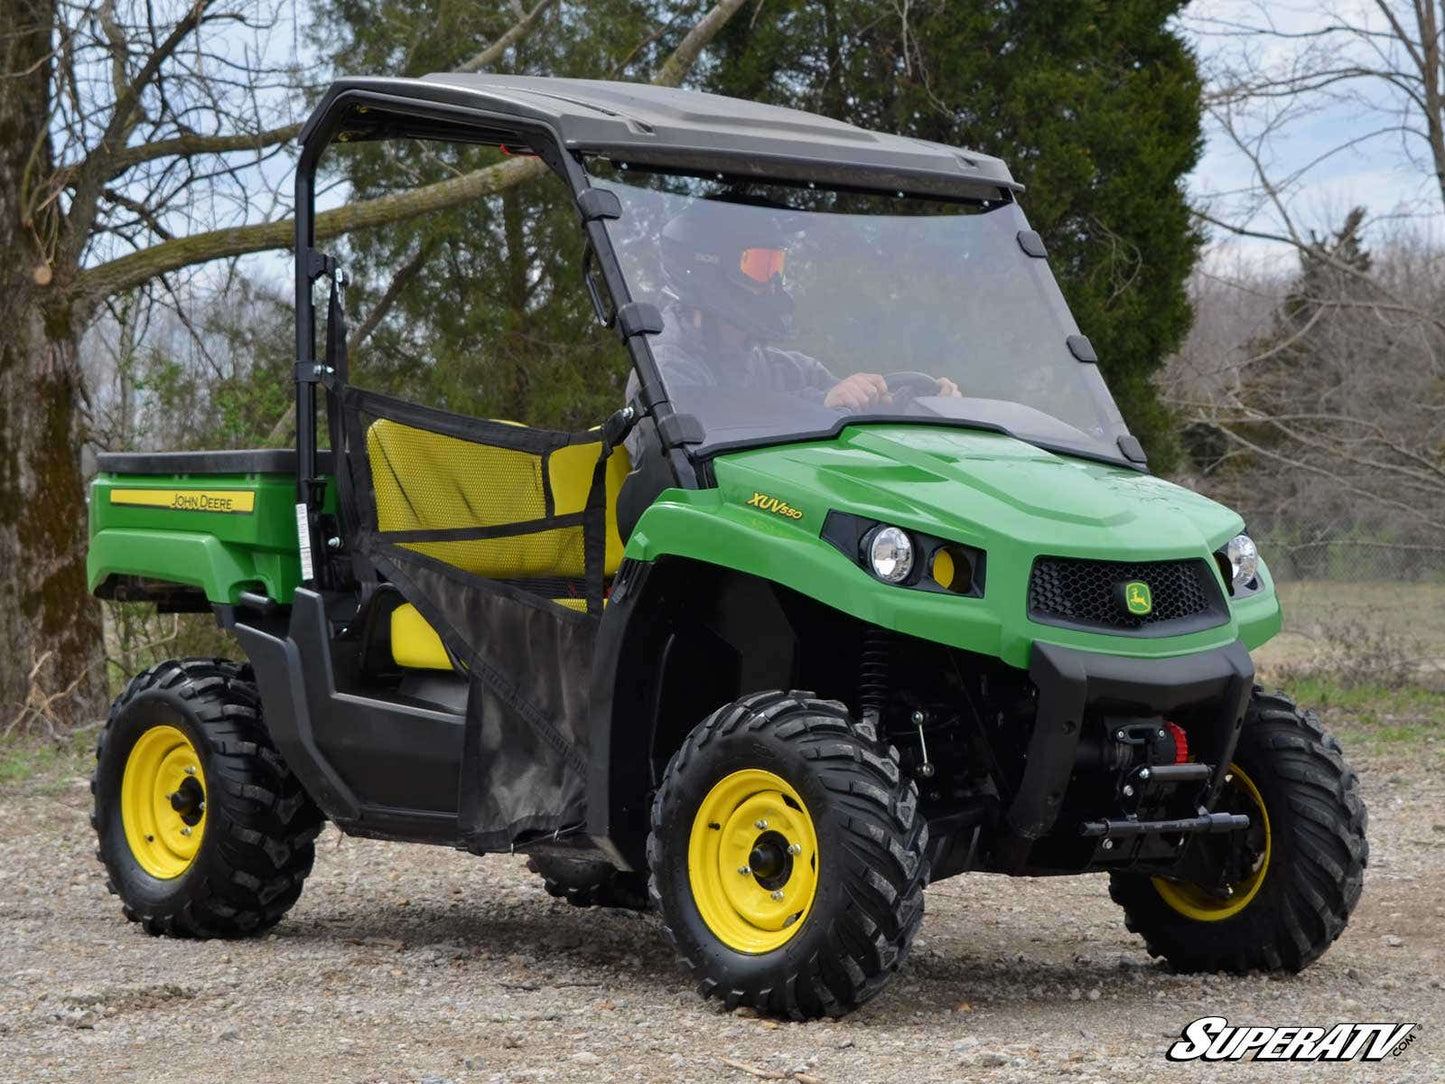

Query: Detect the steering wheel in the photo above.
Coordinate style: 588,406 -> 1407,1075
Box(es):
883,370 -> 945,409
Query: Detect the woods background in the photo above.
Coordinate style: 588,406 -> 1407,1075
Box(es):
1,0 -> 1442,740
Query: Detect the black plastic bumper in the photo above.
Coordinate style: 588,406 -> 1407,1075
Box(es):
995,638 -> 1255,870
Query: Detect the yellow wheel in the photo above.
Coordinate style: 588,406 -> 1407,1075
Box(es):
1110,691 -> 1366,973
1151,764 -> 1269,921
688,769 -> 819,953
94,659 -> 322,938
649,692 -> 929,1020
120,724 -> 207,880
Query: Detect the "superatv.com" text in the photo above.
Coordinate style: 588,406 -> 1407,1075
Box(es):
1168,1016 -> 1417,1062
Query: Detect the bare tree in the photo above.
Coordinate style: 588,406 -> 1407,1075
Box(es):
0,0 -> 748,728
1191,0 -> 1445,220
1167,3 -> 1445,581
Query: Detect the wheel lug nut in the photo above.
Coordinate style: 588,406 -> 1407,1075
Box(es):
184,765 -> 196,775
738,866 -> 751,876
197,802 -> 205,813
754,819 -> 768,830
787,843 -> 801,855
770,890 -> 784,901
180,827 -> 192,837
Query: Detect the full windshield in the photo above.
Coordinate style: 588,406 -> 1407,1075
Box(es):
593,170 -> 1133,464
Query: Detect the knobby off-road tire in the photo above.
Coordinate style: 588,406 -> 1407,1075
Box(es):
1110,689 -> 1367,972
648,691 -> 929,1020
526,854 -> 650,911
92,658 -> 323,937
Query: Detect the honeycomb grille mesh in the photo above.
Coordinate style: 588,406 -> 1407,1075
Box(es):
1028,556 -> 1223,633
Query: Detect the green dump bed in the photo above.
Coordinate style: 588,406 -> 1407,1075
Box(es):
88,449 -> 335,607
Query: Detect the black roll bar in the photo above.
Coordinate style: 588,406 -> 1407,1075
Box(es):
290,90 -> 691,588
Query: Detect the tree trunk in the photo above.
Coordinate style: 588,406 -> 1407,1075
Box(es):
0,0 -> 106,730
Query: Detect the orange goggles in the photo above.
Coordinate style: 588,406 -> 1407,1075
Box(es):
738,246 -> 786,284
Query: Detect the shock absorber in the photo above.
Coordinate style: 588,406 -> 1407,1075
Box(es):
857,626 -> 891,736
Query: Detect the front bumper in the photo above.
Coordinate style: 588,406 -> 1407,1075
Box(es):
995,638 -> 1255,871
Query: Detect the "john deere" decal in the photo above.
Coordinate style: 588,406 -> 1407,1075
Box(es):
746,491 -> 804,520
109,489 -> 256,514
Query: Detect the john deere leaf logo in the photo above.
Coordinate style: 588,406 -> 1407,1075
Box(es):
1124,581 -> 1153,615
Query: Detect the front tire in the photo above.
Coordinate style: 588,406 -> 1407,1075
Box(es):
1109,689 -> 1367,972
92,658 -> 323,938
648,691 -> 928,1020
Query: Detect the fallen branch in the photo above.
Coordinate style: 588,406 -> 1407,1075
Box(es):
717,1055 -> 823,1083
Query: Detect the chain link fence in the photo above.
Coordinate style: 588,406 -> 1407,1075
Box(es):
1240,512 -> 1445,584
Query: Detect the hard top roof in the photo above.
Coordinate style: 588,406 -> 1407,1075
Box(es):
304,74 -> 1019,199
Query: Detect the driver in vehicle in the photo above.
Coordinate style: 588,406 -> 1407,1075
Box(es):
644,205 -> 962,412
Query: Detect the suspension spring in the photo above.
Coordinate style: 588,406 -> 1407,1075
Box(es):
858,627 -> 892,724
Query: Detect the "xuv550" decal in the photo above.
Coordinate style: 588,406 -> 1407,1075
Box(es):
745,491 -> 804,520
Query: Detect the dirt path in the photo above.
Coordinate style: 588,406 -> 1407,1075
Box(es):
2,740 -> 1441,1084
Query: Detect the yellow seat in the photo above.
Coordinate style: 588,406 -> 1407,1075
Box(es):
367,418 -> 630,670
391,602 -> 452,670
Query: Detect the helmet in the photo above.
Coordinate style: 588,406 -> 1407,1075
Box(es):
660,202 -> 795,340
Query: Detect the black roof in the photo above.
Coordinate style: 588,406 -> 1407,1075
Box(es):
303,74 -> 1018,200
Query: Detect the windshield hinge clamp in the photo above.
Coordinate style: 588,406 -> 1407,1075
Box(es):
616,301 -> 664,340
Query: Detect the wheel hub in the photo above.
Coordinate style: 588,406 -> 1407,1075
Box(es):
747,830 -> 793,889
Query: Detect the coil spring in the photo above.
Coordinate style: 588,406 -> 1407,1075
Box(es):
858,627 -> 891,719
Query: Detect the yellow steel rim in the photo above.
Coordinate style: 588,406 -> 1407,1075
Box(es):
688,769 -> 819,954
120,724 -> 207,879
1152,763 -> 1270,922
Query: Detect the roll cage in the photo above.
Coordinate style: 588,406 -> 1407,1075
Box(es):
290,75 -> 1020,591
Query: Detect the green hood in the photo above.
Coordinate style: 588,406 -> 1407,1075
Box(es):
726,426 -> 1243,556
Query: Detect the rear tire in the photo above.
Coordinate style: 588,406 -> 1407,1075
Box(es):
648,691 -> 928,1020
92,658 -> 324,938
1109,689 -> 1367,972
526,854 -> 649,911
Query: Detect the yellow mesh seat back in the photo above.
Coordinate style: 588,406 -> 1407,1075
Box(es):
547,440 -> 631,575
366,418 -> 632,580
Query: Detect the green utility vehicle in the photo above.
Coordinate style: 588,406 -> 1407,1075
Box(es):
88,76 -> 1367,1019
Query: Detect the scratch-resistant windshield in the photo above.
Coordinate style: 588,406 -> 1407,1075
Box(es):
593,170 -> 1133,464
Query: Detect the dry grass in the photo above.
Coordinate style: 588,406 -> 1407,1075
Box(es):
1254,580 -> 1445,687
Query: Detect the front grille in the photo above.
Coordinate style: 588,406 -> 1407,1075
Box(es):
1028,556 -> 1226,635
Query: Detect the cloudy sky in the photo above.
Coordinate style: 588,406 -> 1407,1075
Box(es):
229,1 -> 1442,284
1184,0 -> 1444,268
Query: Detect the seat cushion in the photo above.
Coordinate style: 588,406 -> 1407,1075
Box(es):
389,598 -> 605,670
390,602 -> 452,670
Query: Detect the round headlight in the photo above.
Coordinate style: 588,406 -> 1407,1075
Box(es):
865,526 -> 914,584
1225,533 -> 1259,589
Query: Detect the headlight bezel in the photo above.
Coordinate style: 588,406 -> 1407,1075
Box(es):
822,511 -> 986,597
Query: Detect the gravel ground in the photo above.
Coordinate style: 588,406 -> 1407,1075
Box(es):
1,738 -> 1441,1084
